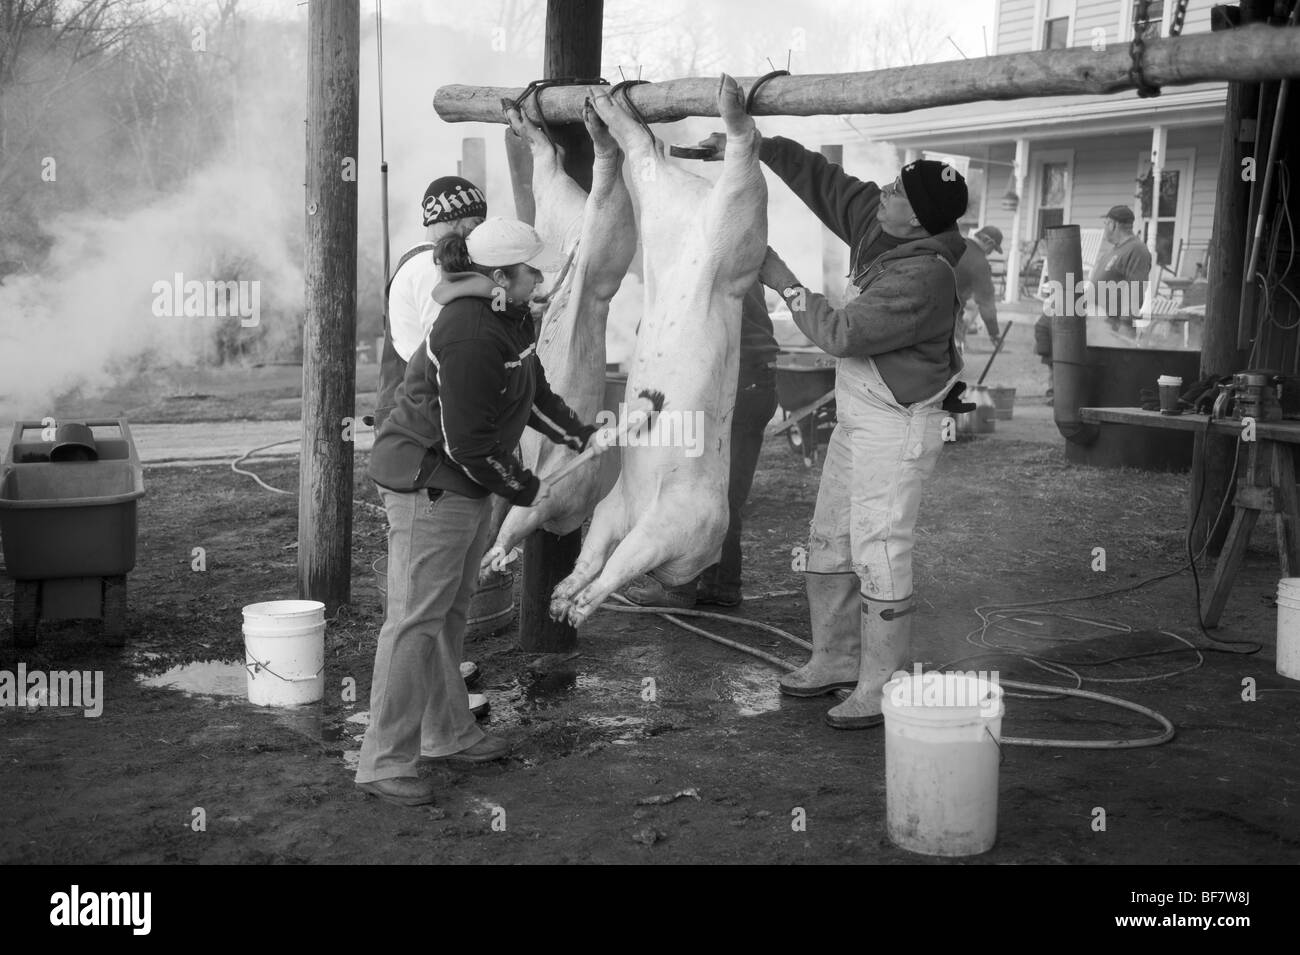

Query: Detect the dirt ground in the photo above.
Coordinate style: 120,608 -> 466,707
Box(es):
2,392 -> 1298,863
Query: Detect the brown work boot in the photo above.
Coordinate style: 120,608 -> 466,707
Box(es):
779,572 -> 861,697
356,776 -> 438,807
622,574 -> 697,609
825,595 -> 914,730
423,732 -> 512,765
696,585 -> 742,608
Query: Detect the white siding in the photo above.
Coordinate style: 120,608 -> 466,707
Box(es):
998,0 -> 1038,53
1070,133 -> 1144,223
1045,125 -> 1221,275
1072,0 -> 1118,49
1180,2 -> 1213,34
1169,126 -> 1223,273
996,0 -> 1216,55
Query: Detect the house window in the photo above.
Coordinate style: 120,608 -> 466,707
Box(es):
1043,0 -> 1071,49
1139,166 -> 1181,267
1132,0 -> 1164,41
1037,162 -> 1069,236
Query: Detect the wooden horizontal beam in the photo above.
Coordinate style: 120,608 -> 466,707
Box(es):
434,24 -> 1300,125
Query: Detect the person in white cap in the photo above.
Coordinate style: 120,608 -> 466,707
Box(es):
357,217 -> 600,807
373,175 -> 488,704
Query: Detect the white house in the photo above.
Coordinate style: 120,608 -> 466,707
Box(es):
867,0 -> 1224,301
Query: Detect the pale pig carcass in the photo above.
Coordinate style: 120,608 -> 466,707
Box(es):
482,98 -> 638,570
549,75 -> 767,626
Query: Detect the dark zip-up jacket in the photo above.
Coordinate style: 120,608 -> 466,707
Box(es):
760,135 -> 965,404
368,271 -> 594,504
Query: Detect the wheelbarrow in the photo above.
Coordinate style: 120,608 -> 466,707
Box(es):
0,419 -> 145,646
768,352 -> 837,467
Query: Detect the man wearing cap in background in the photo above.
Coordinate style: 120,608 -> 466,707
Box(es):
374,176 -> 487,436
1091,204 -> 1152,336
955,225 -> 1002,355
749,141 -> 970,730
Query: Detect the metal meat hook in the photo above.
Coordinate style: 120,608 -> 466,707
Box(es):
506,77 -> 609,147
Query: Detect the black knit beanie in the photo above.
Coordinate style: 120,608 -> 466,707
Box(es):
899,160 -> 968,235
421,176 -> 487,226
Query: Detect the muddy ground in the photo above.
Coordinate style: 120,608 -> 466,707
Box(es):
2,409 -> 1298,865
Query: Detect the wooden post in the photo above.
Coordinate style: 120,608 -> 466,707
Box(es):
461,136 -> 487,192
299,0 -> 360,613
820,144 -> 847,305
504,128 -> 536,224
1192,0 -> 1269,555
519,0 -> 604,654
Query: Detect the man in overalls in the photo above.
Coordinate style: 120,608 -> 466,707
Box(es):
753,143 -> 968,729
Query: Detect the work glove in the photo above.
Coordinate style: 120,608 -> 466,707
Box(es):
562,424 -> 599,453
1181,375 -> 1231,414
941,381 -> 977,415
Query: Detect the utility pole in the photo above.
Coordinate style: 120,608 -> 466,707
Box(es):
299,0 -> 360,612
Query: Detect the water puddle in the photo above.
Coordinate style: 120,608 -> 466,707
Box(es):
136,660 -> 247,698
727,663 -> 782,717
136,659 -> 334,744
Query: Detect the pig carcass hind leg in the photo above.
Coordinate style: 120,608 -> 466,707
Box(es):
548,489 -> 628,621
563,519 -> 677,627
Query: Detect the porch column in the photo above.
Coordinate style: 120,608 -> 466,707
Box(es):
1141,124 -> 1168,314
978,147 -> 991,227
1005,137 -> 1029,303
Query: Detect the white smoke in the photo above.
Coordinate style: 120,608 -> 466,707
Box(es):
0,153 -> 303,420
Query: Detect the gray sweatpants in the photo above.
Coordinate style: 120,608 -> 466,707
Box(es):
355,486 -> 493,783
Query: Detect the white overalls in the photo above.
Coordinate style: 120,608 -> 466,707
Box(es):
782,259 -> 961,727
806,353 -> 958,599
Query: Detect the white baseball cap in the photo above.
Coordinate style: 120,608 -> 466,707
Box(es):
466,217 -> 562,270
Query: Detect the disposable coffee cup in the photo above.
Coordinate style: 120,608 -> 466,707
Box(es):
1157,375 -> 1183,415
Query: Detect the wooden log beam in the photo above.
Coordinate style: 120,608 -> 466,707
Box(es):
435,24 -> 1300,125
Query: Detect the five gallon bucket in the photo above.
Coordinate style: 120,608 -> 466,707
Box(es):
373,555 -> 515,638
988,386 -> 1017,420
1276,579 -> 1300,680
954,385 -> 997,435
882,669 -> 1004,857
242,600 -> 325,706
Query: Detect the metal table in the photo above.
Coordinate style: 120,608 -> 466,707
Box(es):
1079,407 -> 1300,626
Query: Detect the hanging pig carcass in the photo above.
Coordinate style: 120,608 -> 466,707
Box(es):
549,74 -> 767,626
481,98 -> 638,568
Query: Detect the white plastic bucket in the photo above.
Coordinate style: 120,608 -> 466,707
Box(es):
882,668 -> 1004,857
1276,579 -> 1300,680
242,600 -> 326,706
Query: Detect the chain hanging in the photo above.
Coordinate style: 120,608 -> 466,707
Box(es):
1129,0 -> 1189,99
